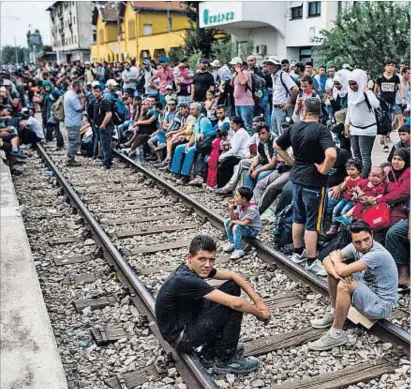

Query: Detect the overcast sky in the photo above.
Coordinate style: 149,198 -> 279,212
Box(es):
1,1 -> 53,48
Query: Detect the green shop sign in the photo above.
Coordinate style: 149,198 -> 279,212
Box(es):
203,8 -> 235,25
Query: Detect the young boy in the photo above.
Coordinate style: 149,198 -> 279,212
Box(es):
388,124 -> 410,162
223,187 -> 262,259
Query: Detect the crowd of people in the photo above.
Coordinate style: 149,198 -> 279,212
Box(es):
1,54 -> 410,374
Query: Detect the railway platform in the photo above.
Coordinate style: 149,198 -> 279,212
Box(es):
0,158 -> 68,389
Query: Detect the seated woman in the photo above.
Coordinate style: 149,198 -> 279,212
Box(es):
217,116 -> 250,188
359,148 -> 410,245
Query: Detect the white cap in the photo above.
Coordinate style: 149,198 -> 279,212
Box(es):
342,63 -> 351,70
229,57 -> 243,65
91,80 -> 100,88
210,59 -> 221,67
263,56 -> 281,65
106,79 -> 118,87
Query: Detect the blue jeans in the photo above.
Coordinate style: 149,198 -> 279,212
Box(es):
99,124 -> 114,167
332,198 -> 354,223
235,105 -> 254,136
271,107 -> 287,135
92,124 -> 100,157
350,135 -> 375,178
244,166 -> 274,190
66,125 -> 81,161
385,219 -> 409,266
159,94 -> 167,109
54,123 -> 64,148
224,218 -> 258,250
170,144 -> 198,176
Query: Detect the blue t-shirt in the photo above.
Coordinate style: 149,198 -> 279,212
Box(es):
194,114 -> 215,139
63,90 -> 82,127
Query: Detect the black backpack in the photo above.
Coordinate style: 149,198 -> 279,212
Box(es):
244,72 -> 266,105
318,226 -> 351,261
136,70 -> 147,94
273,203 -> 293,247
364,93 -> 392,135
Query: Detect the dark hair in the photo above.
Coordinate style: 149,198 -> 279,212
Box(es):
71,79 -> 82,88
346,158 -> 362,173
189,235 -> 217,255
236,186 -> 253,202
401,67 -> 409,75
168,99 -> 177,105
256,123 -> 270,133
154,102 -> 163,110
216,104 -> 226,111
178,103 -> 188,108
305,98 -> 321,116
295,62 -> 305,73
230,116 -> 244,128
319,65 -> 326,69
348,220 -> 373,235
300,75 -> 314,85
305,61 -> 314,67
384,58 -> 395,66
281,59 -> 289,65
398,124 -> 410,134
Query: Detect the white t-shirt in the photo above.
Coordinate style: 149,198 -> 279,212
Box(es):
26,116 -> 45,139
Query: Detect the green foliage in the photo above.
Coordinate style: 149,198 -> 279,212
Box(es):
313,2 -> 410,78
0,45 -> 29,64
211,37 -> 254,64
189,49 -> 204,70
168,46 -> 185,65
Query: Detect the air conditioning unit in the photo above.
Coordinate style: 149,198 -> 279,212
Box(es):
256,44 -> 267,56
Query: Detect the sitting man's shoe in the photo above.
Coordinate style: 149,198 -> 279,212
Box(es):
176,176 -> 190,185
311,312 -> 335,329
199,343 -> 245,369
215,188 -> 231,196
223,242 -> 235,252
290,249 -> 307,264
305,259 -> 327,277
230,249 -> 245,260
188,176 -> 204,186
66,159 -> 82,167
213,356 -> 260,375
308,331 -> 347,351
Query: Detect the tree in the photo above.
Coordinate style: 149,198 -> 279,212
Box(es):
313,2 -> 410,78
0,45 -> 29,65
181,1 -> 225,58
212,36 -> 254,65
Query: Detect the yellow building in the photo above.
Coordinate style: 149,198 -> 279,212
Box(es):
90,1 -> 191,64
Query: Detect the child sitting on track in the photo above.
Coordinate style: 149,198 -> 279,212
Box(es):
206,128 -> 229,190
223,187 -> 262,260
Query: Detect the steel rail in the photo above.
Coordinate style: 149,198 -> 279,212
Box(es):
115,150 -> 410,356
36,144 -> 219,389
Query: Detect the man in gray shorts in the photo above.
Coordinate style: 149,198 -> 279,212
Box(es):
308,220 -> 398,351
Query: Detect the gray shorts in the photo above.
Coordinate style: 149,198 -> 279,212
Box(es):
351,273 -> 394,320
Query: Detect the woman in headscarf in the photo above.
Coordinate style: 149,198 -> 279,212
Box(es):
363,148 -> 410,227
329,70 -> 349,113
345,69 -> 380,178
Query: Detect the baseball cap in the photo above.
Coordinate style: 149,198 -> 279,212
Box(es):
252,115 -> 264,123
91,81 -> 101,88
281,117 -> 294,128
229,57 -> 243,65
85,61 -> 90,65
199,58 -> 210,64
143,59 -> 151,65
106,79 -> 118,87
342,63 -> 352,70
0,86 -> 6,92
263,56 -> 281,65
2,79 -> 12,86
159,56 -> 169,63
165,84 -> 173,90
210,59 -> 221,67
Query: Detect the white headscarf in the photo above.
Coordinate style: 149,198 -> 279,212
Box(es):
348,69 -> 368,106
332,70 -> 349,100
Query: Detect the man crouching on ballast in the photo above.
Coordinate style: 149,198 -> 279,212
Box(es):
155,234 -> 271,375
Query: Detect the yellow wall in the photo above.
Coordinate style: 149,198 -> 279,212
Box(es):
90,3 -> 191,63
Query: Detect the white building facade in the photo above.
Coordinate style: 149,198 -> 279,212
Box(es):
199,1 -> 353,64
47,1 -> 95,63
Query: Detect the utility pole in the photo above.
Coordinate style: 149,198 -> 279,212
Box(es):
116,2 -> 121,62
14,36 -> 18,65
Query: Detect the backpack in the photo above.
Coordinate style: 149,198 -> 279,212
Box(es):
273,203 -> 293,247
244,72 -> 266,106
109,94 -> 126,125
318,226 -> 351,261
136,70 -> 147,94
364,93 -> 392,135
51,95 -> 65,122
297,91 -> 328,124
280,71 -> 297,104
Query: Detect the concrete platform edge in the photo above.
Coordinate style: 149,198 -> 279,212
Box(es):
0,160 -> 68,389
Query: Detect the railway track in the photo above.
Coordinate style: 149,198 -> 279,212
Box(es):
11,143 -> 410,389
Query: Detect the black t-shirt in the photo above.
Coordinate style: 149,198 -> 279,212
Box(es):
93,98 -> 112,127
376,74 -> 400,104
193,71 -> 215,102
327,148 -> 350,187
275,121 -> 335,188
155,263 -> 216,343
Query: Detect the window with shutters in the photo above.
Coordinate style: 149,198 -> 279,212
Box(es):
128,19 -> 135,39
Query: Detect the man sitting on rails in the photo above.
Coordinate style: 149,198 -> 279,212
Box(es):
155,234 -> 271,375
308,220 -> 398,351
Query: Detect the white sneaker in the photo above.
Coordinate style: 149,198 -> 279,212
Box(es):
230,250 -> 245,260
291,249 -> 307,264
311,312 -> 335,329
223,242 -> 235,252
305,259 -> 327,277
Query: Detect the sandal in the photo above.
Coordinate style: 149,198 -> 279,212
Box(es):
397,284 -> 410,295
